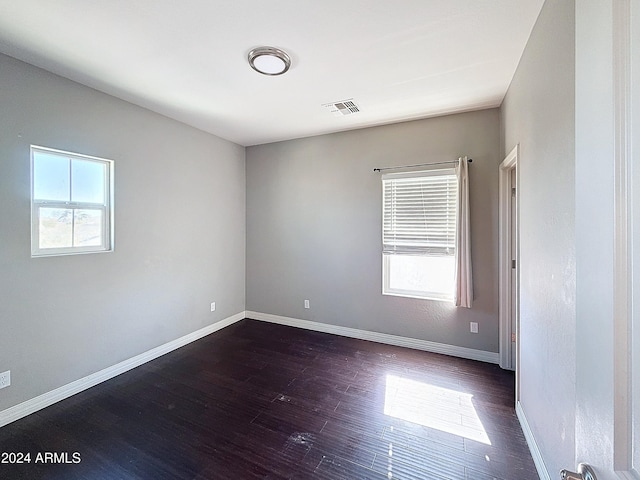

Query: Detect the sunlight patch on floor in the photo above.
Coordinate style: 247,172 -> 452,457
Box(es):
384,374 -> 491,445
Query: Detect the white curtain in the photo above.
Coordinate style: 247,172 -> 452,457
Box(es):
454,156 -> 473,307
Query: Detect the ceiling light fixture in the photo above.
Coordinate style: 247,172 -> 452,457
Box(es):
248,47 -> 291,76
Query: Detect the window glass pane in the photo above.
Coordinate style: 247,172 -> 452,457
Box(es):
33,152 -> 70,201
71,159 -> 105,204
39,208 -> 73,249
73,209 -> 103,247
388,254 -> 455,298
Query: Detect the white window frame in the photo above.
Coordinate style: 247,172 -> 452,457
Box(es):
30,145 -> 114,257
382,168 -> 457,301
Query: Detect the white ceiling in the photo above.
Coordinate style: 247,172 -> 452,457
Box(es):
0,0 -> 544,147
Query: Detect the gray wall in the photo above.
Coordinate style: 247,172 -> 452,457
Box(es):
500,0 -> 576,475
0,53 -> 246,411
246,109 -> 500,353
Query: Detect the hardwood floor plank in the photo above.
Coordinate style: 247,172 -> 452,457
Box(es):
0,319 -> 538,479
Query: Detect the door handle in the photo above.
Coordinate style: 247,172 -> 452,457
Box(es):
560,463 -> 597,480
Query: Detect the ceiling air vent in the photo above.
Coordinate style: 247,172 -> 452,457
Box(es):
322,99 -> 360,116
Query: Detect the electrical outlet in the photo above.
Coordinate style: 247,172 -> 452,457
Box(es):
304,299 -> 310,309
210,302 -> 216,312
0,371 -> 10,389
470,322 -> 479,334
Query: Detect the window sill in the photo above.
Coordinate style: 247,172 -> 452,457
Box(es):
31,248 -> 113,258
382,290 -> 453,303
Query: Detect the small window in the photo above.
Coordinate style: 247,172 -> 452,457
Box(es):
382,169 -> 457,300
31,146 -> 114,257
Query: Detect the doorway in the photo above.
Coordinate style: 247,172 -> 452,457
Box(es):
499,145 -> 519,378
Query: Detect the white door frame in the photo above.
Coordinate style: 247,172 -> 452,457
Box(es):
574,0 -> 637,477
612,0 -> 636,476
499,144 -> 519,373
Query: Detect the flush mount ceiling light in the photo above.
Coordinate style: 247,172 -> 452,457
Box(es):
248,47 -> 291,76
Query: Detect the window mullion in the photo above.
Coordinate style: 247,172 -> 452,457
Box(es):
68,157 -> 72,203
71,209 -> 76,247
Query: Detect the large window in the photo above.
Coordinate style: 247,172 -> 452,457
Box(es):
31,146 -> 114,257
382,169 -> 457,300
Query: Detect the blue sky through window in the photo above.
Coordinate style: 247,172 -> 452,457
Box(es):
33,151 -> 105,204
33,151 -> 69,201
71,159 -> 105,204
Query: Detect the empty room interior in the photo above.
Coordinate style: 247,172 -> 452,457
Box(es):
1,1 -> 638,479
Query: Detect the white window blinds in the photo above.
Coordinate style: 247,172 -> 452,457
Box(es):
382,169 -> 457,256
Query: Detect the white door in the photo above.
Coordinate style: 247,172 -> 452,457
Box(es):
573,1 -> 639,478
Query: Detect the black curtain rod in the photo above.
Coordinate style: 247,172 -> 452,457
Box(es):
373,158 -> 472,173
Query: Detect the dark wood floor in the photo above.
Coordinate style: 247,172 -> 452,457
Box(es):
0,319 -> 538,479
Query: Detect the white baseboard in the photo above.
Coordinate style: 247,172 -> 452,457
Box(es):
516,400 -> 550,480
246,311 -> 500,364
0,312 -> 245,428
